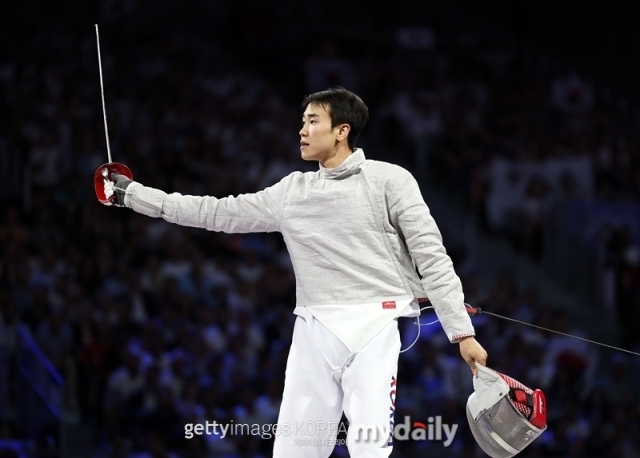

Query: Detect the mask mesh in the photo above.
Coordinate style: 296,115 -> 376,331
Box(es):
466,397 -> 543,458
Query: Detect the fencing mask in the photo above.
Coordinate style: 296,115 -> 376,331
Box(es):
466,363 -> 547,457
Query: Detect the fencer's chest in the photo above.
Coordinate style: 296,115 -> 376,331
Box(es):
281,176 -> 380,241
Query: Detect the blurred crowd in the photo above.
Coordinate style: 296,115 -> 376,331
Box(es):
371,31 -> 640,263
1,0 -> 640,457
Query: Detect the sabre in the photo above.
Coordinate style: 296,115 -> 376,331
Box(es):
92,24 -> 134,205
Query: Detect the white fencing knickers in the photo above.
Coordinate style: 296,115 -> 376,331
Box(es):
273,308 -> 401,458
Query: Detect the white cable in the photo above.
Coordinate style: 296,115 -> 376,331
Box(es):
416,305 -> 439,325
95,24 -> 112,164
399,305 -> 441,353
103,183 -> 134,195
399,315 -> 420,353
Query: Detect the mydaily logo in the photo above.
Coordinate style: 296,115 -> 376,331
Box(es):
354,416 -> 458,447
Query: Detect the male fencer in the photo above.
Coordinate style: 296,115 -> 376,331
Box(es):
99,87 -> 488,457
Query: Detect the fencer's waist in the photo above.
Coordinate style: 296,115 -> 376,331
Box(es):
293,299 -> 416,353
298,297 -> 420,316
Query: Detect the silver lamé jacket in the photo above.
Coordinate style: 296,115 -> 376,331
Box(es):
124,149 -> 475,342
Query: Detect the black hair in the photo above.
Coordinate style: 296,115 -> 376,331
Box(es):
301,87 -> 369,150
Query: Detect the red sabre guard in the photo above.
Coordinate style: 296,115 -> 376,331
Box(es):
94,162 -> 133,204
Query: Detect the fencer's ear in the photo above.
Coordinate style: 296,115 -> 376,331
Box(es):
335,123 -> 351,142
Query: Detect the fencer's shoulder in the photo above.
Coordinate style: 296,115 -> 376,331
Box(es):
281,170 -> 305,181
365,159 -> 413,181
289,169 -> 322,182
273,170 -> 319,192
274,170 -> 305,186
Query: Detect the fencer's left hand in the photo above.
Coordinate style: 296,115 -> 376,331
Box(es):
458,336 -> 488,375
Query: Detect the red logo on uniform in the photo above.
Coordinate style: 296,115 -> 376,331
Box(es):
382,301 -> 396,309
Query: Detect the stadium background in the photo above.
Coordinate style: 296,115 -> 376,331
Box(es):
1,0 -> 640,456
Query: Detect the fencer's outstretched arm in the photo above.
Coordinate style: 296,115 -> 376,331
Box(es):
107,172 -> 298,234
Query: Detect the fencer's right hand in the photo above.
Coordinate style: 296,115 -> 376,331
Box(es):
103,172 -> 133,207
458,336 -> 488,376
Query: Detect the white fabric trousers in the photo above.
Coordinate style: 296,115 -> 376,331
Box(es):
273,309 -> 401,458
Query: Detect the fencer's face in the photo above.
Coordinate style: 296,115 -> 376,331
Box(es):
299,103 -> 341,162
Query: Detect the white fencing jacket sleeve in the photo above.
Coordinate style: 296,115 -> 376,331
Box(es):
386,167 -> 475,342
123,174 -> 297,233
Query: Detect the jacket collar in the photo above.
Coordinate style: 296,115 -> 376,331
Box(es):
318,149 -> 365,180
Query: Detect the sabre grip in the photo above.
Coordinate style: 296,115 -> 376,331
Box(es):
109,172 -> 133,207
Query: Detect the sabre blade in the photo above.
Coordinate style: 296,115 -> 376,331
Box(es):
95,24 -> 112,164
